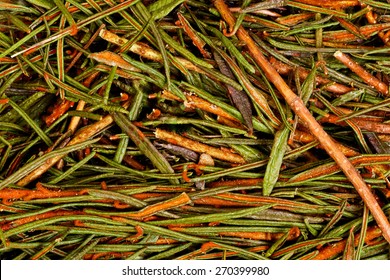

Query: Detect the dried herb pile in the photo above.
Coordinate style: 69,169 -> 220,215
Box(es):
0,0 -> 390,260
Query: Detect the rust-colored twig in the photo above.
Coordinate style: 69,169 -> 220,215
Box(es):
362,3 -> 390,46
117,192 -> 191,220
88,51 -> 140,72
160,90 -> 242,125
44,99 -> 75,127
218,227 -> 300,241
196,245 -> 269,260
320,113 -> 390,134
312,226 -> 382,260
0,183 -> 86,205
84,252 -> 134,260
194,192 -> 321,213
184,93 -> 240,123
275,13 -> 315,26
292,130 -> 359,157
155,128 -> 246,164
334,51 -> 389,96
335,17 -> 366,40
291,0 -> 359,8
99,29 -> 204,73
213,0 -> 390,242
322,22 -> 390,43
269,57 -> 353,95
65,23 -> 106,72
208,178 -> 263,188
1,210 -> 84,231
177,13 -> 211,59
289,154 -> 390,183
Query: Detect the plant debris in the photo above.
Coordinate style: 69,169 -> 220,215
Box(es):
0,0 -> 390,260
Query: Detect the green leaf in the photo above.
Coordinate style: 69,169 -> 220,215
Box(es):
112,112 -> 179,184
263,125 -> 290,196
148,0 -> 185,20
300,64 -> 317,105
25,0 -> 55,9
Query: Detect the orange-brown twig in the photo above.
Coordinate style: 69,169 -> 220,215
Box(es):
218,227 -> 300,241
292,0 -> 359,8
208,178 -> 263,188
125,225 -> 144,242
88,51 -> 140,72
320,113 -> 390,134
312,226 -> 382,260
85,252 -> 134,260
269,57 -> 352,95
177,13 -> 211,59
65,23 -> 106,72
334,51 -> 388,96
154,238 -> 180,245
271,237 -> 340,258
275,13 -> 315,26
130,193 -> 168,200
335,17 -> 366,39
44,99 -> 75,127
160,90 -> 243,126
155,129 -> 246,164
194,192 -> 321,213
299,22 -> 390,43
289,154 -> 390,183
196,245 -> 269,260
118,192 -> 191,220
0,184 -> 87,205
184,93 -> 240,123
292,129 -> 359,157
1,210 -> 84,231
362,3 -> 390,46
99,29 -> 204,73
